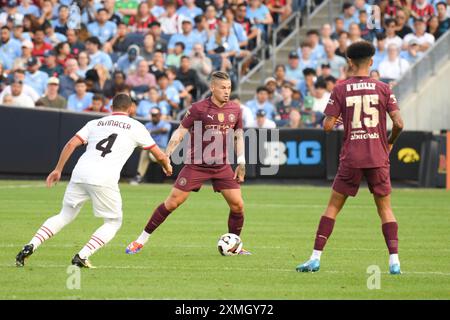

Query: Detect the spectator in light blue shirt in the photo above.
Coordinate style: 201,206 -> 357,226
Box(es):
246,0 -> 273,38
177,0 -> 203,23
168,19 -> 203,55
206,20 -> 241,70
285,51 -> 304,87
131,106 -> 172,183
0,51 -> 13,71
246,86 -> 276,120
341,2 -> 359,31
85,36 -> 113,70
67,79 -> 94,112
116,45 -> 144,74
137,87 -> 166,118
18,0 -> 40,17
24,57 -> 49,96
156,73 -> 180,116
192,14 -> 210,46
372,33 -> 387,71
87,8 -> 117,44
0,26 -> 22,65
306,30 -> 326,61
400,39 -> 423,64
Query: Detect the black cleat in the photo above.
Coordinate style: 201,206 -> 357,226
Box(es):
16,244 -> 34,267
71,254 -> 96,268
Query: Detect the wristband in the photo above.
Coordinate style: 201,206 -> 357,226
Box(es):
237,155 -> 246,165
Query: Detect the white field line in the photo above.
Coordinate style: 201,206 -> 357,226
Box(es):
2,244 -> 450,255
0,184 -> 46,189
246,203 -> 449,210
0,262 -> 449,276
1,243 -> 450,252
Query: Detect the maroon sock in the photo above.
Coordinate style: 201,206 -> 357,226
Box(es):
228,211 -> 244,236
382,222 -> 398,254
313,216 -> 336,251
144,203 -> 173,234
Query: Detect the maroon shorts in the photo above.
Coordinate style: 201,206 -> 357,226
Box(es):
332,164 -> 391,197
174,165 -> 240,192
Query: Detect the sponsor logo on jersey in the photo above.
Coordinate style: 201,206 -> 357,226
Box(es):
398,148 -> 420,163
350,130 -> 380,140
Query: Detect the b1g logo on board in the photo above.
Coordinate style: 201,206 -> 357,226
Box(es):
262,141 -> 322,166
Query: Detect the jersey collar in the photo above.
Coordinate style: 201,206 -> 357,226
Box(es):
111,112 -> 128,116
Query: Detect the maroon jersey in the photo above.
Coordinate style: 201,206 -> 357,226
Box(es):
324,76 -> 399,168
181,97 -> 243,168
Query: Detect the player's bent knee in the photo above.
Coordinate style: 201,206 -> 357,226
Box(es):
106,217 -> 122,232
230,201 -> 244,213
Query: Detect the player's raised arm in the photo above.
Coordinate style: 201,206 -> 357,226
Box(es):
165,124 -> 189,158
233,128 -> 246,183
46,135 -> 84,187
387,110 -> 404,151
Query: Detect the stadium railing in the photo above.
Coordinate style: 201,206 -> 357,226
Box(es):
236,0 -> 328,97
393,30 -> 450,103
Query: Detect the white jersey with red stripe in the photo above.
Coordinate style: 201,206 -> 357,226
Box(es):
71,112 -> 156,188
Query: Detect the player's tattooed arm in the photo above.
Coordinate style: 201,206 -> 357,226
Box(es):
234,129 -> 246,183
165,125 -> 189,158
323,115 -> 339,132
46,135 -> 84,187
388,110 -> 404,150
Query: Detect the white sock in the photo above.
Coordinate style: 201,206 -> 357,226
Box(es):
29,225 -> 55,249
389,254 -> 400,266
136,230 -> 151,245
29,205 -> 80,249
310,249 -> 322,261
78,218 -> 122,259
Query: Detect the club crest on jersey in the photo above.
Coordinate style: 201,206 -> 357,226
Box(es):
218,113 -> 225,122
228,114 -> 236,122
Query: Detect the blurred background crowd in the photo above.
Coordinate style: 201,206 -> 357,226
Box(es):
0,0 -> 449,130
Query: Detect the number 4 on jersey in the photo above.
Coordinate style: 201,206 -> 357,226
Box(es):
96,134 -> 118,157
346,94 -> 379,129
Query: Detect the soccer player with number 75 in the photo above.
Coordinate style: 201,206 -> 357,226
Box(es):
296,41 -> 405,275
15,94 -> 172,268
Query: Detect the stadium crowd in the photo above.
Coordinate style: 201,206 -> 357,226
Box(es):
0,0 -> 449,130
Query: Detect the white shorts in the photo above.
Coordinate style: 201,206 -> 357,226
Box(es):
63,182 -> 123,220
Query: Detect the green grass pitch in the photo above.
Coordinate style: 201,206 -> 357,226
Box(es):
0,180 -> 449,299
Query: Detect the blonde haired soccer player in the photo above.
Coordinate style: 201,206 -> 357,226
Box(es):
126,71 -> 250,255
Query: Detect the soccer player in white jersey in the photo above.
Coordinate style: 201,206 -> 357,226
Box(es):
15,94 -> 172,268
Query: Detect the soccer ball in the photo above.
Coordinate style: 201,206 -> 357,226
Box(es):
217,233 -> 243,256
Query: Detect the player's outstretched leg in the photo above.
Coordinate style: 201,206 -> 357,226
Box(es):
74,217 -> 122,268
16,205 -> 81,267
126,188 -> 190,254
296,191 -> 347,272
221,189 -> 250,255
374,194 -> 401,275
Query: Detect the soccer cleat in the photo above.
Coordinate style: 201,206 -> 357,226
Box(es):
71,254 -> 96,268
125,241 -> 143,254
296,259 -> 320,272
238,248 -> 252,255
15,244 -> 34,267
389,264 -> 402,275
